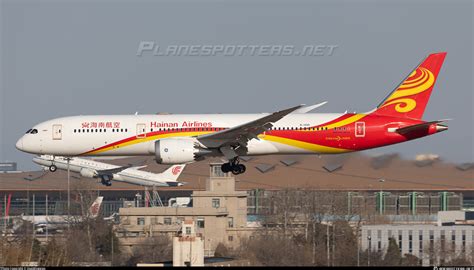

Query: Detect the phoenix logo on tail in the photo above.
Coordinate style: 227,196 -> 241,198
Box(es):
374,52 -> 447,119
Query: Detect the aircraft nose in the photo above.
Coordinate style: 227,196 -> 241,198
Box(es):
15,137 -> 24,151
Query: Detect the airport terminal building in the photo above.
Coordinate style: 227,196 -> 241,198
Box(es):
1,154 -> 473,263
362,211 -> 474,266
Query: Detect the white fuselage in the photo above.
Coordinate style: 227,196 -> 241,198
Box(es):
33,155 -> 183,187
16,113 -> 347,157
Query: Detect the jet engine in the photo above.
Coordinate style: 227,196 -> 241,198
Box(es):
80,168 -> 97,178
152,137 -> 210,164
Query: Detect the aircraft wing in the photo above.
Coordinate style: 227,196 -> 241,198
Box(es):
96,165 -> 132,176
292,101 -> 327,113
197,105 -> 304,149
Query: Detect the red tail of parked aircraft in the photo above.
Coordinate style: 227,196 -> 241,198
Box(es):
373,52 -> 447,120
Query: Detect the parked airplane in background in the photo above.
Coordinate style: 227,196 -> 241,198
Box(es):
33,155 -> 186,187
17,196 -> 112,233
16,53 -> 448,175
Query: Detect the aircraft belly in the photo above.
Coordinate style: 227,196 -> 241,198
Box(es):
264,139 -> 317,154
115,174 -> 167,186
246,139 -> 280,155
55,163 -> 83,173
87,141 -> 151,156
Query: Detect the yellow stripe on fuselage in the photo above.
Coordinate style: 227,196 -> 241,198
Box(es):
324,114 -> 366,129
263,135 -> 350,154
85,114 -> 365,155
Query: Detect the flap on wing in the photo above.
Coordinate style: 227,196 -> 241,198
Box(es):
197,104 -> 304,148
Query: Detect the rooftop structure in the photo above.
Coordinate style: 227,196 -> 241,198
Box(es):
116,163 -> 254,255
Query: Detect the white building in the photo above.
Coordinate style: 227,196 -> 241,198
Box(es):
173,220 -> 204,266
361,211 -> 474,266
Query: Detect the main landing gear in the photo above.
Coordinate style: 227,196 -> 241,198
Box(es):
221,157 -> 246,175
100,175 -> 112,186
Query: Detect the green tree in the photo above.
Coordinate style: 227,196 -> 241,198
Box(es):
383,237 -> 401,266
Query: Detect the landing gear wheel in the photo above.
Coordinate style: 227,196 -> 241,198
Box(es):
222,157 -> 247,175
231,164 -> 246,175
231,165 -> 241,175
101,179 -> 112,186
49,165 -> 57,172
238,164 -> 246,174
101,176 -> 112,187
221,163 -> 232,173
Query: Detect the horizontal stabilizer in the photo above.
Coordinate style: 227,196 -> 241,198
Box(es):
395,120 -> 448,135
166,181 -> 186,187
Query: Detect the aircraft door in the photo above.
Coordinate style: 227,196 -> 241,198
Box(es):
355,122 -> 365,137
52,124 -> 62,140
136,123 -> 147,138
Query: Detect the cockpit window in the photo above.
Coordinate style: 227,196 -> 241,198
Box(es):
30,129 -> 38,134
25,129 -> 32,134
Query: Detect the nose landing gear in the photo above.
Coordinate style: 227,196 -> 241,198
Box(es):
221,157 -> 246,175
49,165 -> 57,172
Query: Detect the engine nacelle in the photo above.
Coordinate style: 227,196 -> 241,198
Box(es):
80,168 -> 97,178
153,138 -> 202,164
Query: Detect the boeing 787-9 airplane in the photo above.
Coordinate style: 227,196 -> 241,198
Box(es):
16,52 -> 448,175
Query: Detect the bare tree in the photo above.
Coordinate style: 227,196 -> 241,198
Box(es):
127,234 -> 172,265
237,189 -> 360,266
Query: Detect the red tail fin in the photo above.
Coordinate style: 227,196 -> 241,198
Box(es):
372,52 -> 447,119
